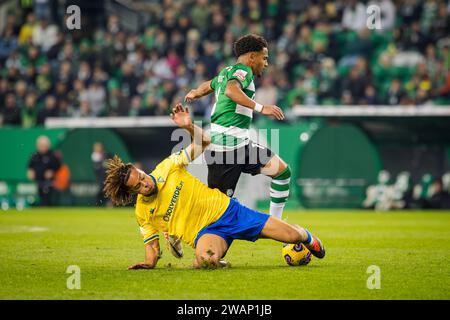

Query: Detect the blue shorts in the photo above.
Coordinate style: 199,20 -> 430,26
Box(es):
194,198 -> 270,248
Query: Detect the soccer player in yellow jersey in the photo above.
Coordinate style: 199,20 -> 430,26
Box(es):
103,103 -> 325,269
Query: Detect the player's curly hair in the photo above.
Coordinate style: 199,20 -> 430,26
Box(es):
103,155 -> 135,206
233,34 -> 268,57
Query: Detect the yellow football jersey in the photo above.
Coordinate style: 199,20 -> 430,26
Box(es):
135,149 -> 230,247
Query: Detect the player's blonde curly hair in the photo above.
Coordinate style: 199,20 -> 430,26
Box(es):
103,155 -> 135,206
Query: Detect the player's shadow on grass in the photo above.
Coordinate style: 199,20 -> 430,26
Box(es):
228,264 -> 324,271
136,264 -> 325,272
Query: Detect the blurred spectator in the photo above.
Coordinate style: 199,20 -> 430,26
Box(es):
91,142 -> 112,206
27,135 -> 61,206
21,92 -> 38,128
57,61 -> 73,84
199,41 -> 220,79
18,13 -> 37,45
14,80 -> 28,107
207,12 -> 226,42
398,0 -> 422,25
430,2 -> 450,43
140,94 -> 158,116
32,19 -> 59,53
341,66 -> 369,103
85,81 -> 106,116
386,79 -> 407,105
413,173 -> 435,208
255,76 -> 278,107
129,95 -> 142,117
428,178 -> 450,209
34,0 -> 52,21
0,24 -> 18,64
74,99 -> 92,118
58,99 -> 73,117
392,171 -> 414,209
155,97 -> 170,116
53,151 -> 72,206
436,68 -> 450,99
190,0 -> 211,30
107,85 -> 129,116
107,14 -> 121,34
0,78 -> 8,108
37,95 -> 59,125
363,170 -> 391,210
442,172 -> 450,194
341,90 -> 354,105
2,94 -> 21,126
120,62 -> 139,98
317,58 -> 338,101
399,21 -> 429,52
54,80 -> 69,102
342,0 -> 367,32
361,84 -> 379,105
414,88 -> 431,105
35,62 -> 53,95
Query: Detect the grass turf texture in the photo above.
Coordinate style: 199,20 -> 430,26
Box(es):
0,208 -> 449,300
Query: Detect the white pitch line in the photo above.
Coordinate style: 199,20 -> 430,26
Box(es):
0,225 -> 49,233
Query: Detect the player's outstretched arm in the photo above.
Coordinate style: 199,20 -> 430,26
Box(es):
128,240 -> 160,270
184,80 -> 214,102
225,80 -> 285,121
170,103 -> 210,161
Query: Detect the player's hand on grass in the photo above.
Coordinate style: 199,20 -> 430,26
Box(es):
128,262 -> 153,270
170,103 -> 192,129
184,90 -> 198,103
261,105 -> 285,121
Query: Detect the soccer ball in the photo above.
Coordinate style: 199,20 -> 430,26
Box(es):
282,243 -> 312,266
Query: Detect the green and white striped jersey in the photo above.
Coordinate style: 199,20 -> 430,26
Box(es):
209,63 -> 255,151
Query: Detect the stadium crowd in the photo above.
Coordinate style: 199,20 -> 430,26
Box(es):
0,0 -> 450,127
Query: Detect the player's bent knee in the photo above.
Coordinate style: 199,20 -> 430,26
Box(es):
196,253 -> 220,269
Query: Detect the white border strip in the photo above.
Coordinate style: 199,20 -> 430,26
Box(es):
291,105 -> 450,117
45,116 -> 176,128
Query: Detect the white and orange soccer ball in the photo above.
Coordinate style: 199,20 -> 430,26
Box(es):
282,243 -> 312,266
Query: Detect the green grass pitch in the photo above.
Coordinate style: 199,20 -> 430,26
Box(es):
0,208 -> 449,300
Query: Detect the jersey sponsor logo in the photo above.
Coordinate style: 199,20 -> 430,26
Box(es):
233,69 -> 247,81
163,181 -> 184,222
158,176 -> 165,183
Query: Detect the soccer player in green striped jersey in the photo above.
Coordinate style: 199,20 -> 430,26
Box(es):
185,34 -> 291,220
